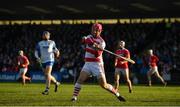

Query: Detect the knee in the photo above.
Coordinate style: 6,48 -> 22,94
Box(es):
21,73 -> 25,77
157,75 -> 161,78
45,73 -> 51,78
114,78 -> 119,83
126,78 -> 130,82
100,83 -> 108,89
21,75 -> 25,78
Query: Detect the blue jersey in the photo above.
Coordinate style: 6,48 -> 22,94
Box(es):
35,40 -> 58,63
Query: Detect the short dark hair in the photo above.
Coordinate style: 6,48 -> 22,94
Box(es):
42,31 -> 50,36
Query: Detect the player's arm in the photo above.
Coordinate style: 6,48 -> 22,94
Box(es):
82,36 -> 103,57
82,36 -> 95,45
17,57 -> 20,66
148,56 -> 152,67
121,50 -> 130,64
93,42 -> 103,50
92,41 -> 105,57
82,36 -> 103,50
34,44 -> 41,63
114,51 -> 126,65
25,57 -> 30,66
22,57 -> 30,67
53,41 -> 60,58
93,39 -> 105,51
115,57 -> 118,67
54,49 -> 60,58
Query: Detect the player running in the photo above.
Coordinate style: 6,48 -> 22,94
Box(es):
114,41 -> 132,93
35,31 -> 60,95
147,49 -> 167,86
71,23 -> 126,102
17,50 -> 31,85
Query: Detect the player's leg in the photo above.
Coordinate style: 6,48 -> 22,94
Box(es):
123,69 -> 132,93
24,76 -> 31,81
114,68 -> 120,91
98,73 -> 126,102
42,65 -> 52,95
51,75 -> 60,92
97,64 -> 125,102
99,73 -> 117,95
51,75 -> 57,83
71,70 -> 90,101
20,71 -> 26,85
20,68 -> 29,85
154,71 -> 167,86
147,69 -> 153,86
46,62 -> 60,92
23,68 -> 31,82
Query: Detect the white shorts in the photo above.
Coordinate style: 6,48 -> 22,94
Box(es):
149,66 -> 158,74
115,68 -> 129,76
82,62 -> 105,78
19,68 -> 28,74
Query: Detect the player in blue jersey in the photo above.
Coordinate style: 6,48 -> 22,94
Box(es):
35,31 -> 60,95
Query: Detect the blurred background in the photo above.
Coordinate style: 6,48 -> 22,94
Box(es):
0,0 -> 179,84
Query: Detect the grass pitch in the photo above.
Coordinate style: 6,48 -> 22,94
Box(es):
0,82 -> 179,106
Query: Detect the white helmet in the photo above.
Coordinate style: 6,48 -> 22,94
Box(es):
120,41 -> 125,47
149,49 -> 153,55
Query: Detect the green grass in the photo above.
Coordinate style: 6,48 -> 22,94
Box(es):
0,83 -> 180,106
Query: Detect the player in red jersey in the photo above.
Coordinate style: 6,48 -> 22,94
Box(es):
17,50 -> 31,85
71,23 -> 126,102
147,49 -> 167,86
114,41 -> 132,93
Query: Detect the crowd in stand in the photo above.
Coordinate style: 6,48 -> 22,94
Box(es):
0,22 -> 179,81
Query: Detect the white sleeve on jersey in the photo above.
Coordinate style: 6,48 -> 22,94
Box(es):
101,40 -> 106,50
52,41 -> 59,53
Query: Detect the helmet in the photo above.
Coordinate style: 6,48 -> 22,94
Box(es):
18,50 -> 23,55
149,49 -> 153,54
92,23 -> 102,31
120,41 -> 125,47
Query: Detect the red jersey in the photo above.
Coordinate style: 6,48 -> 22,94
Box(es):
83,35 -> 105,63
115,49 -> 130,69
149,55 -> 159,67
17,55 -> 29,68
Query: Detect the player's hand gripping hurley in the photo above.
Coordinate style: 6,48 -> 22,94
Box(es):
86,37 -> 135,64
103,49 -> 135,64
